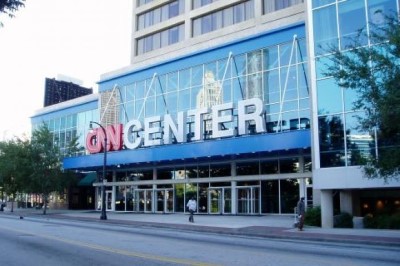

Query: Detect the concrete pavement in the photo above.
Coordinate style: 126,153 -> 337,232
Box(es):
2,209 -> 400,247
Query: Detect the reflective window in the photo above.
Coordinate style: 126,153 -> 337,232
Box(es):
313,5 -> 338,55
137,0 -> 185,30
368,0 -> 398,26
192,1 -> 254,37
317,78 -> 342,115
210,163 -> 231,177
280,179 -> 299,213
339,0 -> 367,49
260,160 -> 278,174
263,0 -> 304,14
345,112 -> 375,166
193,0 -> 219,9
236,161 -> 260,175
312,0 -> 334,9
280,157 -> 299,173
137,0 -> 154,7
198,164 -> 210,177
319,115 -> 346,167
137,24 -> 184,55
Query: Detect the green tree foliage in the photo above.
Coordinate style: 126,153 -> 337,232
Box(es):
0,0 -> 25,26
29,124 -> 73,214
0,137 -> 31,211
324,15 -> 400,181
0,125 -> 78,213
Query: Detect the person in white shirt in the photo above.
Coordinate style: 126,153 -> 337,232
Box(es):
186,197 -> 197,223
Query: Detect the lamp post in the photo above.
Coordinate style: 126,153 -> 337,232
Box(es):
90,121 -> 107,220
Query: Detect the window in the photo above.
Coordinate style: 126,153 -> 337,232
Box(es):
263,0 -> 304,14
193,0 -> 219,9
192,1 -> 254,37
338,0 -> 367,49
137,1 -> 185,30
138,0 -> 154,7
137,24 -> 184,55
313,4 -> 338,55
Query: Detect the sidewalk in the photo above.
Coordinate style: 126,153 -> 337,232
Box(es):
2,208 -> 400,247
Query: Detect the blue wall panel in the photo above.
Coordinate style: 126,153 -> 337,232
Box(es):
63,130 -> 310,170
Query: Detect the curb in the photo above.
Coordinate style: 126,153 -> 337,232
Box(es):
2,211 -> 399,247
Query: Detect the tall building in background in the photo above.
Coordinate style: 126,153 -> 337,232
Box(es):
44,77 -> 93,107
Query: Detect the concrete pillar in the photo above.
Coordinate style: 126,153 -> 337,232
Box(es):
340,190 -> 353,215
112,171 -> 117,211
231,181 -> 237,215
231,162 -> 237,215
153,167 -> 157,213
321,189 -> 334,228
313,189 -> 321,207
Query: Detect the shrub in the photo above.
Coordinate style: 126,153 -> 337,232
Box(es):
304,206 -> 321,227
363,213 -> 400,229
334,212 -> 353,228
363,214 -> 377,228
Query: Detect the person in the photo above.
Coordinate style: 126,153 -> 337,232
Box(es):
186,197 -> 197,223
296,197 -> 305,231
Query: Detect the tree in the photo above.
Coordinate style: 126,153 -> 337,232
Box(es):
324,14 -> 400,181
0,0 -> 25,26
0,137 -> 31,211
29,124 -> 71,215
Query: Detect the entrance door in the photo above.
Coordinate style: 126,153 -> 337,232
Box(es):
208,188 -> 222,214
156,189 -> 174,213
106,190 -> 113,211
208,187 -> 232,214
134,189 -> 153,212
237,186 -> 260,214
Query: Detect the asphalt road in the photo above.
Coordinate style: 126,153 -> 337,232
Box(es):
0,215 -> 399,266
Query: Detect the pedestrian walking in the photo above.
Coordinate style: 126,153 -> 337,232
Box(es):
296,197 -> 305,231
186,197 -> 197,223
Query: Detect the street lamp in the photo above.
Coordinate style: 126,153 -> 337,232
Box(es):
90,121 -> 107,220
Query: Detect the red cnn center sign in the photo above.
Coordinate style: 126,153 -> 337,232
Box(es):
86,124 -> 123,154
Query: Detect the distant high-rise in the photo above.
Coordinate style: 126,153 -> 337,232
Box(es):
44,77 -> 93,107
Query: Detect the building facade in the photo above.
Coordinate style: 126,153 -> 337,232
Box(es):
31,0 -> 400,227
44,77 -> 93,107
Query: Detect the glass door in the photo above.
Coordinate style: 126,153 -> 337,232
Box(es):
208,188 -> 222,214
106,190 -> 113,211
156,189 -> 174,213
134,189 -> 153,212
237,186 -> 260,214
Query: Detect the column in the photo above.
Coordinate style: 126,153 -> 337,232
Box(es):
111,171 -> 117,211
231,162 -> 237,215
321,189 -> 333,228
231,181 -> 237,215
153,168 -> 157,213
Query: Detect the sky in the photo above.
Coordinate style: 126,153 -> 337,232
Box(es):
0,0 -> 132,139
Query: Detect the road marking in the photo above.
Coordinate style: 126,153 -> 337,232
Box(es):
0,225 -> 218,266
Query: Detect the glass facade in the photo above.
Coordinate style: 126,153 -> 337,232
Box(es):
32,108 -> 98,157
84,30 -> 312,215
108,156 -> 305,214
311,0 -> 398,168
111,37 -> 309,138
